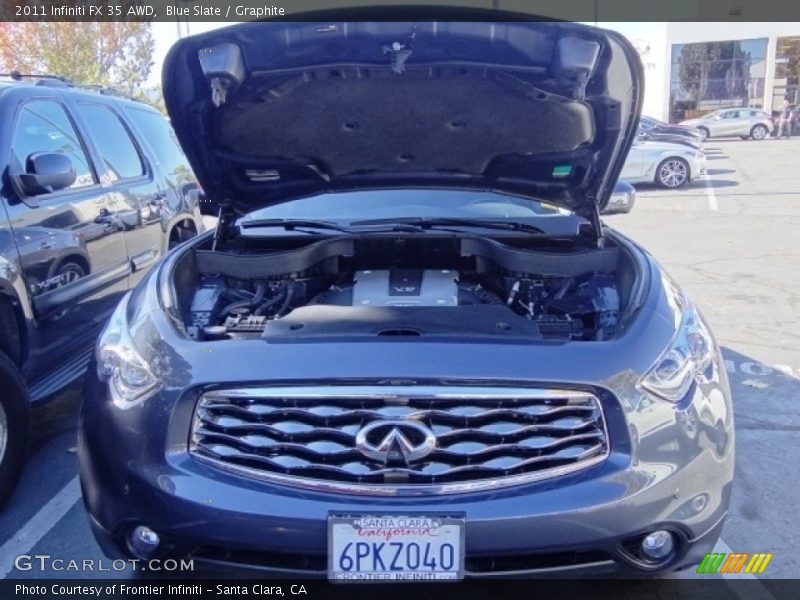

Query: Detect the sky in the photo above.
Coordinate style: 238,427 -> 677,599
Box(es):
147,21 -> 667,86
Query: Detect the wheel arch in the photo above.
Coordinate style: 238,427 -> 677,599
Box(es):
659,153 -> 692,174
165,217 -> 199,253
170,217 -> 198,238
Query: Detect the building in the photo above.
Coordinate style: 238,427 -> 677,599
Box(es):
648,23 -> 800,122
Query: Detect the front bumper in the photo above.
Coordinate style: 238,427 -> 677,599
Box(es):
85,508 -> 728,578
80,375 -> 733,578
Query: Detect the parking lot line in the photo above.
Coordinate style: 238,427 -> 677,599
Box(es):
712,538 -> 777,600
0,476 -> 81,578
705,174 -> 719,211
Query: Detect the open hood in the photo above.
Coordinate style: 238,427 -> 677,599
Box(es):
163,9 -> 643,227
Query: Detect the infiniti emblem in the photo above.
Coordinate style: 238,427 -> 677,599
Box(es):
355,420 -> 437,464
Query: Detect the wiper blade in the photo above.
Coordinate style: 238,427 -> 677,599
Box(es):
239,218 -> 354,233
350,216 -> 545,234
239,218 -> 424,234
240,217 -> 550,236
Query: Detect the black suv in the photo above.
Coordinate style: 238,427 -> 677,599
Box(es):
0,74 -> 203,507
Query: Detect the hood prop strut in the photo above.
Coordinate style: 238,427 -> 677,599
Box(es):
589,202 -> 605,248
211,201 -> 236,251
579,200 -> 605,248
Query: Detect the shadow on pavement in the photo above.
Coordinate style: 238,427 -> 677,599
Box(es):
704,179 -> 739,189
32,381 -> 82,443
715,346 -> 800,578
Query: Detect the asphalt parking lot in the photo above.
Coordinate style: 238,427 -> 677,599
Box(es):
0,137 -> 798,587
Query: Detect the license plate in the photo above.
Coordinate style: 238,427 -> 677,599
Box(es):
328,514 -> 465,582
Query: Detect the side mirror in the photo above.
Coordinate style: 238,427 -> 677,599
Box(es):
601,181 -> 635,215
18,152 -> 76,195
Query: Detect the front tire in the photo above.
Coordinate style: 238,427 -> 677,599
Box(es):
697,127 -> 710,142
0,351 -> 31,510
655,157 -> 690,189
750,124 -> 768,140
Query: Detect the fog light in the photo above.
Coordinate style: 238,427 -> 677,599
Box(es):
640,530 -> 675,561
128,525 -> 161,558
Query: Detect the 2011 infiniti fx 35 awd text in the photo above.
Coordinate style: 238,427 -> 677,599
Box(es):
79,13 -> 734,580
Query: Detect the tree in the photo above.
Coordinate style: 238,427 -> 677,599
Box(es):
0,22 -> 159,110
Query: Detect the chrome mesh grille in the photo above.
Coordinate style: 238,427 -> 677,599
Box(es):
189,386 -> 608,495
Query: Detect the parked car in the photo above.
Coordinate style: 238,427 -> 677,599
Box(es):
636,128 -> 702,149
621,138 -> 706,188
0,73 -> 204,508
80,17 -> 733,579
679,108 -> 772,141
602,181 -> 636,214
639,115 -> 704,144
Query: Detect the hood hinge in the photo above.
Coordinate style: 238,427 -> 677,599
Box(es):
211,200 -> 236,251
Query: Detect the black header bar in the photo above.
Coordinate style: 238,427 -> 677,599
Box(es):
3,0 -> 800,22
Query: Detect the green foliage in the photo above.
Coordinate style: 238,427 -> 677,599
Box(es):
0,22 -> 161,111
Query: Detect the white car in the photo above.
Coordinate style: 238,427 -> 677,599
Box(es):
679,108 -> 772,141
621,139 -> 707,189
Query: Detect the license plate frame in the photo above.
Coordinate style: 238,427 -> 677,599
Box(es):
327,513 -> 466,582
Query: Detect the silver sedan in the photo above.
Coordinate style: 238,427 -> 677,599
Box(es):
680,108 -> 772,141
621,139 -> 707,189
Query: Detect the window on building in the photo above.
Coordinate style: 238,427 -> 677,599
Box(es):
669,38 -> 768,123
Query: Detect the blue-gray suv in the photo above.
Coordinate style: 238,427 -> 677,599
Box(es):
79,14 -> 734,579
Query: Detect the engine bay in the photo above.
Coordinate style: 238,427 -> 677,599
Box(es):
181,234 -> 628,343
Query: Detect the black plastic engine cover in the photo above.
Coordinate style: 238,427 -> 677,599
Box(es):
261,305 -> 541,342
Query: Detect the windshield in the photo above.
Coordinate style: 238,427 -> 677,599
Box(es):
241,189 -> 570,225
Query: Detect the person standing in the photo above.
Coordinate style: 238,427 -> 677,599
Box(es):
776,99 -> 793,139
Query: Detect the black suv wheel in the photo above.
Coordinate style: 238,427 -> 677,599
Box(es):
0,351 -> 31,509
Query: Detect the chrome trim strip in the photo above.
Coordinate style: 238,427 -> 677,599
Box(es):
202,385 -> 599,401
190,385 -> 610,497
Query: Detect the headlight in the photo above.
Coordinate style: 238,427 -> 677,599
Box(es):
96,292 -> 160,408
639,299 -> 715,403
